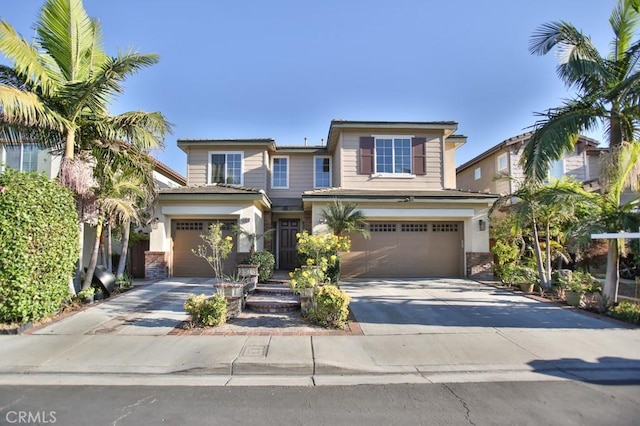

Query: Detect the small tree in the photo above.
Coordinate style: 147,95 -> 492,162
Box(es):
321,199 -> 370,238
192,223 -> 233,279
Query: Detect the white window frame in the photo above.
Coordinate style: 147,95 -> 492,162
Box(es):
207,151 -> 244,186
497,153 -> 508,172
474,167 -> 481,180
372,135 -> 415,178
0,144 -> 39,173
313,156 -> 332,188
271,155 -> 289,189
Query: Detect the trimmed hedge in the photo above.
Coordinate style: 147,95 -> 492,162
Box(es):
0,169 -> 79,323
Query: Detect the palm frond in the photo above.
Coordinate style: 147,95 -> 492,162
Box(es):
523,100 -> 602,182
610,0 -> 640,60
0,85 -> 67,132
0,21 -> 59,96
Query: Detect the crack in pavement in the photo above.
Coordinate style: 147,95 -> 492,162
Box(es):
112,395 -> 157,426
441,383 -> 476,426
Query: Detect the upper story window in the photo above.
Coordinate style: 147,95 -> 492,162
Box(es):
314,156 -> 331,188
271,156 -> 289,189
497,153 -> 508,172
1,144 -> 39,173
359,136 -> 426,176
474,167 -> 481,180
375,137 -> 412,174
209,151 -> 243,185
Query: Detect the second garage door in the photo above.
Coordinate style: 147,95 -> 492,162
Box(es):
341,221 -> 463,278
172,219 -> 238,277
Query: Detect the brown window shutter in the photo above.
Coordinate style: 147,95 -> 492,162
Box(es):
359,136 -> 374,175
412,137 -> 426,175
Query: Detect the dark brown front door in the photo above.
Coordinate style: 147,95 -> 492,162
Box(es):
129,239 -> 150,278
279,219 -> 300,271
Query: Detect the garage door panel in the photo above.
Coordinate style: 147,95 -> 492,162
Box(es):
172,220 -> 238,277
342,221 -> 462,278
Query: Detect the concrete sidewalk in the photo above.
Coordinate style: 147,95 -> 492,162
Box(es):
1,278 -> 639,386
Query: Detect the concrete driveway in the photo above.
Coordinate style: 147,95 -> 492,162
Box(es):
340,278 -> 623,335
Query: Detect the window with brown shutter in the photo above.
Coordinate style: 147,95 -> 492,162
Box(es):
359,136 -> 374,174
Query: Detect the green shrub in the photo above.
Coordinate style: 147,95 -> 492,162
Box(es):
184,293 -> 227,326
246,250 -> 275,282
309,285 -> 350,329
610,301 -> 640,325
0,169 -> 79,324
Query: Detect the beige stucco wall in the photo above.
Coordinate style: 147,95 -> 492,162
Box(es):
443,142 -> 457,188
338,131 -> 444,190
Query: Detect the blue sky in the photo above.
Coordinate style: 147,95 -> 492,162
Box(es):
1,1 -> 618,177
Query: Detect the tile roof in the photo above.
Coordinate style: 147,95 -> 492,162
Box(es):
160,183 -> 265,195
302,187 -> 498,199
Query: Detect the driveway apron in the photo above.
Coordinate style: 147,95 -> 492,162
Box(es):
340,278 -> 622,335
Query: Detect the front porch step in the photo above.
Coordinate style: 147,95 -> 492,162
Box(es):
245,294 -> 301,313
255,283 -> 294,296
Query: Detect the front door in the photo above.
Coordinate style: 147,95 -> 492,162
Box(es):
279,219 -> 300,271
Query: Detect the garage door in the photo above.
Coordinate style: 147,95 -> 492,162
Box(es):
341,221 -> 463,278
172,220 -> 238,277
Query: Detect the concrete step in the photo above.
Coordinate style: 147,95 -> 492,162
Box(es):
255,284 -> 294,296
245,294 -> 301,313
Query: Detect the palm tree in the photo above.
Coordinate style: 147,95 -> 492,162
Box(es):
523,0 -> 640,301
524,0 -> 640,181
82,167 -> 145,290
490,178 -> 596,290
321,199 -> 370,239
0,0 -> 171,160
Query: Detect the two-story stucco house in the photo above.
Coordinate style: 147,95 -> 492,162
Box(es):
456,132 -> 600,195
148,120 -> 498,280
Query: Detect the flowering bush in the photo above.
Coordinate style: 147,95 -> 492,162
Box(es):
308,285 -> 351,328
192,222 -> 233,279
184,293 -> 227,327
289,231 -> 349,293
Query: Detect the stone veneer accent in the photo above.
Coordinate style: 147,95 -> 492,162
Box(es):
466,252 -> 494,280
303,210 -> 312,232
263,211 -> 273,252
145,251 -> 167,279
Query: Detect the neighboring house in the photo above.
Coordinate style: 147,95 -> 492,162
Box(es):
456,132 -> 600,195
149,120 -> 498,279
1,142 -> 186,277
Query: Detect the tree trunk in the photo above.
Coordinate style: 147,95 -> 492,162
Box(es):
65,128 -> 75,160
82,215 -> 103,290
545,221 -> 552,283
116,218 -> 131,278
604,239 -> 619,304
106,222 -> 113,272
531,217 -> 549,289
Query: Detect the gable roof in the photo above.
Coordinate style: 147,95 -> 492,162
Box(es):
177,138 -> 276,153
159,183 -> 271,207
456,132 -> 600,173
326,119 -> 459,151
153,159 -> 186,186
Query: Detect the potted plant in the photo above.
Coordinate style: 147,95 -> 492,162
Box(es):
510,265 -> 538,294
215,272 -> 246,298
561,270 -> 599,307
77,287 -> 95,303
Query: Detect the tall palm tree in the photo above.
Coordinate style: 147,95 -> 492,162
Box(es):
0,0 -> 171,160
523,0 -> 640,301
321,199 -> 370,238
524,0 -> 640,181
